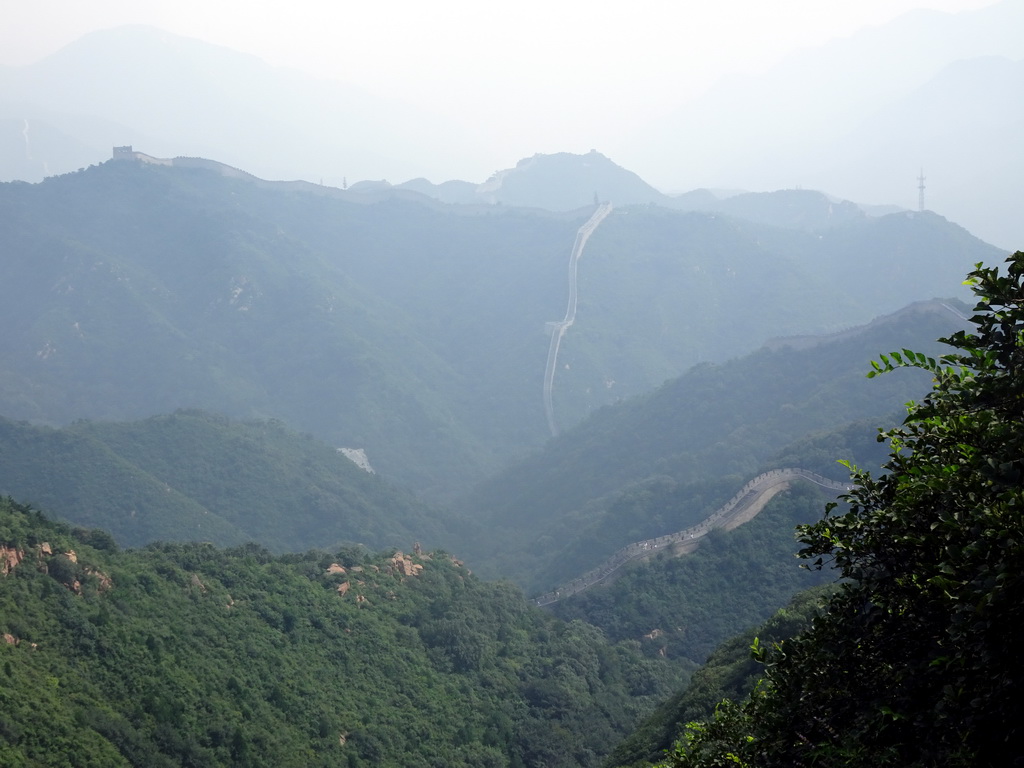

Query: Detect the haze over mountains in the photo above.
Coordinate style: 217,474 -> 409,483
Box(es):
2,0 -> 1022,248
0,25 -> 473,185
620,0 -> 1024,251
2,5 -> 1021,763
0,156 -> 999,501
459,298 -> 969,592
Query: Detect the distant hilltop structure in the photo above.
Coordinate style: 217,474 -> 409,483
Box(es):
113,145 -> 169,165
108,147 -> 366,201
112,146 -> 252,177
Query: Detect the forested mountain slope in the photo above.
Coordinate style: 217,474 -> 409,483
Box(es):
0,496 -> 684,767
604,587 -> 833,768
459,299 -> 969,589
548,482 -> 836,665
0,160 -> 571,496
0,159 -> 999,498
0,410 -> 447,551
0,302 -> 954,566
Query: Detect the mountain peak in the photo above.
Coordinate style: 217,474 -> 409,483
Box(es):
476,150 -> 667,210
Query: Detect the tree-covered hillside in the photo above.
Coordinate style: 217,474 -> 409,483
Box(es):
0,161 -> 573,497
547,483 -> 834,666
0,496 -> 685,767
459,299 -> 967,591
0,299 -> 944,576
0,410 -> 449,551
605,587 -> 834,768
0,160 -> 1000,497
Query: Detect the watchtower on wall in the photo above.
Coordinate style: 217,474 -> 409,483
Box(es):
112,146 -> 135,160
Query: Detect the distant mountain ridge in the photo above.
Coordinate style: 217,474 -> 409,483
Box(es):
3,14 -> 1021,248
106,145 -> 934,239
386,150 -> 670,210
0,157 -> 1000,498
400,154 -> 890,229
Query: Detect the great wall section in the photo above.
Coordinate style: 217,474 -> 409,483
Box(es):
543,202 -> 614,437
532,468 -> 848,607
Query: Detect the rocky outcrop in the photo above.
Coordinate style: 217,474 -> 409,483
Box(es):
1,545 -> 24,575
387,552 -> 423,578
338,447 -> 375,474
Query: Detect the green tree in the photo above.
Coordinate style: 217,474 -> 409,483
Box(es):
662,253 -> 1024,767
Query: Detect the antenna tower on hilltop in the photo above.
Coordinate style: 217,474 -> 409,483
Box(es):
918,168 -> 926,212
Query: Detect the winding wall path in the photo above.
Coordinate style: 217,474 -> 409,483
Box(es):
531,468 -> 848,606
543,203 -> 614,436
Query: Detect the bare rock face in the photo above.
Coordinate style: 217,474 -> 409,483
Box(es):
387,552 -> 424,578
1,546 -> 25,576
325,563 -> 347,575
336,581 -> 350,596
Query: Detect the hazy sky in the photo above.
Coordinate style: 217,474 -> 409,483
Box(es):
1,0 -> 1001,165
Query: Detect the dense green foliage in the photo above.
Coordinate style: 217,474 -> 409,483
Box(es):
661,253 -> 1024,767
548,483 -> 832,664
605,587 -> 834,768
0,410 -> 449,551
0,162 -> 997,497
0,496 -> 684,767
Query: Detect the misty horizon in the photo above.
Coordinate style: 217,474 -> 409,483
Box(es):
2,0 -> 1022,249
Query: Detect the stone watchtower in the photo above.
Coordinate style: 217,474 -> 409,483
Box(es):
112,146 -> 135,160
